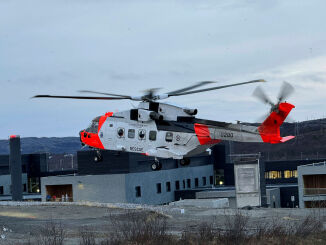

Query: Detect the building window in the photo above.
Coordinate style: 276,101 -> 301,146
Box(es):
165,132 -> 173,142
175,181 -> 180,190
23,184 -> 27,192
156,183 -> 161,194
0,186 -> 3,195
187,179 -> 191,188
202,177 -> 207,186
195,178 -> 199,188
183,180 -> 186,189
293,170 -> 298,178
284,170 -> 293,178
266,171 -> 282,179
135,186 -> 141,197
166,182 -> 171,192
149,131 -> 157,141
210,176 -> 214,185
138,129 -> 146,140
128,129 -> 135,138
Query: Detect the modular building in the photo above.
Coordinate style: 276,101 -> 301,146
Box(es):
41,150 -> 214,204
298,161 -> 326,208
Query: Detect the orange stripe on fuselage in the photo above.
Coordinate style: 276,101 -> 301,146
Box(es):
194,123 -> 221,145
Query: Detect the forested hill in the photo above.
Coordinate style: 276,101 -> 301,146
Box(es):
233,118 -> 326,161
0,137 -> 81,155
0,118 -> 326,161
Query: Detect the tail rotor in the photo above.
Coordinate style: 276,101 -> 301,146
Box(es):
253,81 -> 295,116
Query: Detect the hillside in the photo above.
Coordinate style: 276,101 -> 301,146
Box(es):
0,137 -> 81,155
1,119 -> 326,160
233,119 -> 326,161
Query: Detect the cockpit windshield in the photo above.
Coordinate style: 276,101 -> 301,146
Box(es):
86,116 -> 100,133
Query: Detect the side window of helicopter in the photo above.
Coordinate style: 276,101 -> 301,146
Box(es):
128,129 -> 135,138
117,128 -> 125,138
138,129 -> 146,140
149,131 -> 157,141
165,132 -> 173,142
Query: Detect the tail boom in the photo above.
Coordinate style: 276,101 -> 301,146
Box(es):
258,102 -> 295,144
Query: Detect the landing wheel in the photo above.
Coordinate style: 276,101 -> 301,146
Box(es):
151,160 -> 162,171
94,150 -> 103,163
180,158 -> 190,166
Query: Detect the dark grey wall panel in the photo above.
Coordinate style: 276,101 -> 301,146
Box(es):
9,136 -> 22,201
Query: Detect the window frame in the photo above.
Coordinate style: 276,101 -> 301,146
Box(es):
149,131 -> 157,141
166,182 -> 171,192
202,177 -> 207,186
156,183 -> 162,194
135,186 -> 141,197
128,129 -> 135,138
138,129 -> 146,140
117,127 -> 125,138
195,178 -> 199,188
209,175 -> 214,185
175,181 -> 180,190
187,179 -> 191,188
165,132 -> 173,142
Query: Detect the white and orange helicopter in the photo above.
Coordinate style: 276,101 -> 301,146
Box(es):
34,80 -> 295,170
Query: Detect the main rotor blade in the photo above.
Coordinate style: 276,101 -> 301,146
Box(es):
167,81 -> 216,96
78,90 -> 131,98
252,86 -> 274,106
277,81 -> 294,102
33,95 -> 129,100
169,79 -> 265,97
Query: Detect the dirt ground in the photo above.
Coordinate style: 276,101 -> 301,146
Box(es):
0,203 -> 325,244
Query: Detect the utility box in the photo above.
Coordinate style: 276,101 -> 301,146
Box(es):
233,154 -> 266,208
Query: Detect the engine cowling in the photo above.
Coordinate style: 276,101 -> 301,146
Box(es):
183,108 -> 198,116
137,109 -> 163,121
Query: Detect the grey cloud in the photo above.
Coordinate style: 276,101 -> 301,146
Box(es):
1,0 -> 326,138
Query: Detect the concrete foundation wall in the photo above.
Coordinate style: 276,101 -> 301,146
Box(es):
170,198 -> 229,208
41,174 -> 126,203
196,190 -> 237,208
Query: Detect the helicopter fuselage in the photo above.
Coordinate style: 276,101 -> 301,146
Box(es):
79,101 -> 295,160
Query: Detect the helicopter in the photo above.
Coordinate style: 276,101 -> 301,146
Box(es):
34,79 -> 295,171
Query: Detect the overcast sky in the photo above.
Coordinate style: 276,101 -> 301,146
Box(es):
1,0 -> 326,139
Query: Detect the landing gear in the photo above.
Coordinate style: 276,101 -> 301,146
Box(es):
94,150 -> 103,163
151,158 -> 162,171
180,158 -> 190,166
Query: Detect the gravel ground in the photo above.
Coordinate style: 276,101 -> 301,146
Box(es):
0,202 -> 325,244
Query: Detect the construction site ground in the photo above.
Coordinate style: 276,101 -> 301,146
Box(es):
0,202 -> 325,244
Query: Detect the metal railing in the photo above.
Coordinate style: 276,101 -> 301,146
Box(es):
301,161 -> 326,168
303,188 -> 326,196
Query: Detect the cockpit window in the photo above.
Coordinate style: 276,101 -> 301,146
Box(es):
86,116 -> 100,133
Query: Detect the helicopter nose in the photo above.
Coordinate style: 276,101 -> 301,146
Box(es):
79,130 -> 86,146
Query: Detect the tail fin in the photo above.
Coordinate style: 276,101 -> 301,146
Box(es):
258,102 -> 295,144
